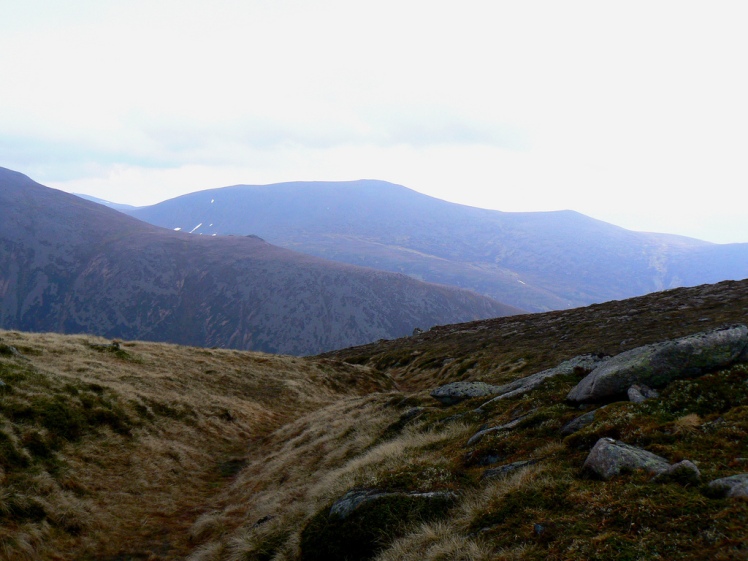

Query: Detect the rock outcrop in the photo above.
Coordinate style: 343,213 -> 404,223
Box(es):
329,488 -> 458,520
568,325 -> 748,403
432,354 -> 607,407
707,474 -> 748,498
583,438 -> 671,480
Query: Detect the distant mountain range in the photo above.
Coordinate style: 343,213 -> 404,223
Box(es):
123,180 -> 748,312
0,168 -> 518,354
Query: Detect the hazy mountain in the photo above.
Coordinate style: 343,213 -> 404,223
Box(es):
124,180 -> 748,312
74,193 -> 139,211
0,168 -> 519,354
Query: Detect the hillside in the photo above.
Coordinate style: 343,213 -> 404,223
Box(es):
0,168 -> 518,355
1,279 -> 747,560
124,179 -> 748,312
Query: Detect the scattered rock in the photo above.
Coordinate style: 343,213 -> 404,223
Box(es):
560,405 -> 609,436
707,474 -> 748,498
330,489 -> 378,519
467,413 -> 533,446
476,354 -> 609,408
653,460 -> 701,485
0,343 -> 25,359
568,325 -> 748,403
329,488 -> 458,520
431,381 -> 504,405
482,459 -> 538,480
627,383 -> 659,403
583,438 -> 670,480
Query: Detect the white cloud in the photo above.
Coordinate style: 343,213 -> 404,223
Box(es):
1,0 -> 747,243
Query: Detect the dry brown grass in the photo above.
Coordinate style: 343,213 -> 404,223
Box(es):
0,329 -> 392,560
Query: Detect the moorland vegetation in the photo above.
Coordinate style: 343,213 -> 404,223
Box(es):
1,279 -> 747,560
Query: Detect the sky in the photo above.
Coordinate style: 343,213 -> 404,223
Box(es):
1,0 -> 747,244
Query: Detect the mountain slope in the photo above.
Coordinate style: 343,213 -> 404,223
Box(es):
2,279 -> 746,560
124,180 -> 748,312
0,168 -> 519,355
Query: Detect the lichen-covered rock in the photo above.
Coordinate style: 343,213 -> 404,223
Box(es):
476,354 -> 609,408
568,325 -> 748,403
653,460 -> 701,485
583,438 -> 670,480
482,459 -> 538,480
302,489 -> 457,561
431,381 -> 503,405
467,413 -> 532,446
329,488 -> 458,520
560,405 -> 608,436
627,384 -> 659,403
707,473 -> 748,498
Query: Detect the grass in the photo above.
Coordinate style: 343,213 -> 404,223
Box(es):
2,279 -> 748,559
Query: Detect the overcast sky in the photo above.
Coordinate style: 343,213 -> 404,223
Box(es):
2,1 -> 747,243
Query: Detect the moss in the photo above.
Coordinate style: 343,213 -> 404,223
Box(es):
300,493 -> 455,561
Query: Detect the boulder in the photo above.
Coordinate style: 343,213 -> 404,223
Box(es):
329,488 -> 458,520
431,381 -> 504,405
627,384 -> 659,403
707,474 -> 748,498
583,438 -> 670,480
560,405 -> 609,436
568,325 -> 748,403
476,354 -> 608,408
467,412 -> 532,446
653,460 -> 701,485
482,459 -> 538,480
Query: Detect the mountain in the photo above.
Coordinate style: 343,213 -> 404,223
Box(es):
2,278 -> 747,559
0,168 -> 519,355
74,193 -> 138,211
124,180 -> 748,312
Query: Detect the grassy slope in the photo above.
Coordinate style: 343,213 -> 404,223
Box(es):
0,331 -> 392,560
2,279 -> 748,560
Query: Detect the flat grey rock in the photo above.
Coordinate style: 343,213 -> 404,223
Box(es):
431,381 -> 503,405
477,354 -> 608,408
329,488 -> 458,519
568,325 -> 748,403
583,438 -> 670,480
653,460 -> 701,485
467,413 -> 532,446
707,474 -> 748,498
560,405 -> 609,436
482,460 -> 538,480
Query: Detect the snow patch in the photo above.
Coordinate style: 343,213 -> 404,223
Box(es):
211,199 -> 215,203
517,279 -> 526,285
174,227 -> 182,231
189,223 -> 203,234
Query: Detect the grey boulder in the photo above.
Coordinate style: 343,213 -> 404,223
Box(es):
431,381 -> 504,405
707,474 -> 748,498
583,438 -> 670,480
330,488 -> 458,519
568,325 -> 748,403
476,354 -> 608,408
627,384 -> 659,403
653,460 -> 701,485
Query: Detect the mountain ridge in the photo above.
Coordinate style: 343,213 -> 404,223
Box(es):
0,167 -> 519,355
122,179 -> 745,312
